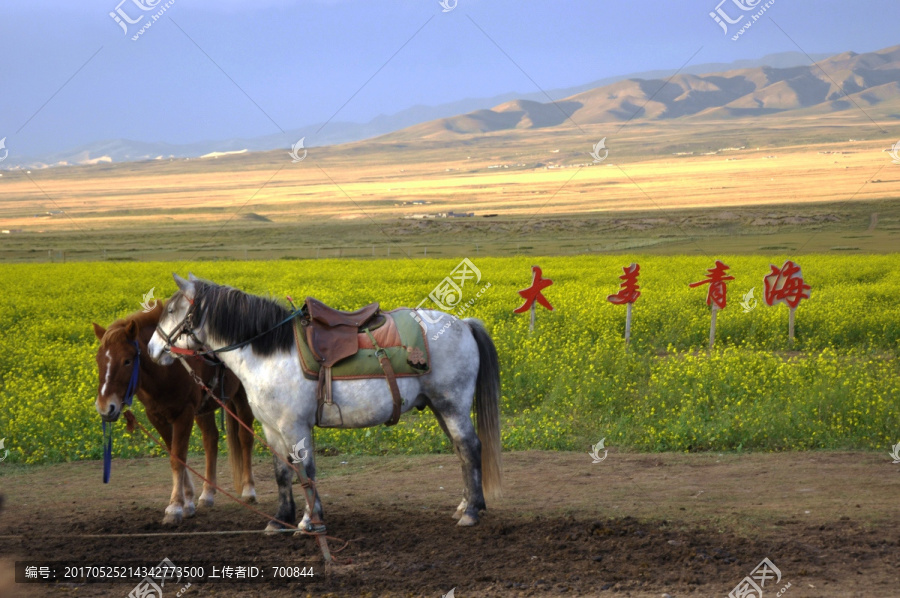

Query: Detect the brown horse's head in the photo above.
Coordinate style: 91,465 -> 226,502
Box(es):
92,304 -> 161,422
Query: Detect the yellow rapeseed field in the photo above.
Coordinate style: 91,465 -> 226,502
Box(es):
1,255 -> 898,464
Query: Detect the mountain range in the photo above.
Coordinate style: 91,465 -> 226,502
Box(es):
389,45 -> 900,139
7,46 -> 900,169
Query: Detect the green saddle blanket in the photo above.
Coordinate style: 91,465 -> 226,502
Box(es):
294,309 -> 430,380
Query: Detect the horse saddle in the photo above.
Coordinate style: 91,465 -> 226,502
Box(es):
300,297 -> 404,427
304,297 -> 382,367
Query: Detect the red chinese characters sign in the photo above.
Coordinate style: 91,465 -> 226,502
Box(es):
689,260 -> 734,310
514,266 -> 554,313
763,260 -> 810,309
607,263 -> 641,305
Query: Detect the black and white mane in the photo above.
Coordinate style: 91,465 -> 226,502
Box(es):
191,281 -> 294,355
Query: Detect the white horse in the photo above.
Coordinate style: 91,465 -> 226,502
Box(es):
148,274 -> 502,530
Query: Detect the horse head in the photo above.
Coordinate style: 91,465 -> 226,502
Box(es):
92,313 -> 147,422
148,273 -> 208,365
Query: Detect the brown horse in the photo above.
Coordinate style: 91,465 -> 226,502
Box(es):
92,302 -> 257,525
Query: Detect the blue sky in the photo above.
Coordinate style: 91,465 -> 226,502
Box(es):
1,0 -> 898,155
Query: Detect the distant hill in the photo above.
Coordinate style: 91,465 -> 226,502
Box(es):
3,50 -> 839,169
387,45 -> 900,139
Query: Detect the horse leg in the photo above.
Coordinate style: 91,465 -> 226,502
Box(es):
432,407 -> 485,527
264,454 -> 297,533
235,395 -> 258,503
429,409 -> 467,519
145,410 -> 180,525
271,421 -> 322,533
182,465 -> 196,518
259,424 -> 296,533
194,411 -> 219,508
179,412 -> 198,518
296,447 -> 325,534
164,408 -> 195,524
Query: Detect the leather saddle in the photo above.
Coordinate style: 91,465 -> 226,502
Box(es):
300,297 -> 403,427
304,297 -> 382,367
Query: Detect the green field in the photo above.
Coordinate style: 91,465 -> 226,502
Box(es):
1,255 -> 898,465
3,198 -> 900,262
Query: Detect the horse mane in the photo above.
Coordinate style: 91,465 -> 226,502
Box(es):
193,280 -> 294,356
102,303 -> 163,346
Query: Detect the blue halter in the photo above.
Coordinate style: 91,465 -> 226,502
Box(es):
102,340 -> 140,483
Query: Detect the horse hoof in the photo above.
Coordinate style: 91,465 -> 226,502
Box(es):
294,519 -> 327,536
242,489 -> 258,504
183,501 -> 196,518
456,514 -> 478,527
198,492 -> 215,508
453,499 -> 467,519
163,506 -> 183,525
264,522 -> 284,535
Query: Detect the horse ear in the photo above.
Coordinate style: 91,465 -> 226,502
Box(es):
124,320 -> 139,340
92,322 -> 106,340
188,272 -> 199,282
173,273 -> 196,300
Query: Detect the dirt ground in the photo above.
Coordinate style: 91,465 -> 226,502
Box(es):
1,451 -> 899,597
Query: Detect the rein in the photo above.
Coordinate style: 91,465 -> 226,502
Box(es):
102,339 -> 140,484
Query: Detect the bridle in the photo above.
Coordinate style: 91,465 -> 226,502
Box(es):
156,292 -> 207,357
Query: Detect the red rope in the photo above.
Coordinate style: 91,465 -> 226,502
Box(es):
126,411 -> 296,529
124,411 -> 352,559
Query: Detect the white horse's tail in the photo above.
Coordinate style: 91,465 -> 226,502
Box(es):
466,318 -> 503,499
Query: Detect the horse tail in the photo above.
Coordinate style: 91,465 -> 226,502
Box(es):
224,406 -> 244,494
466,318 -> 503,499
